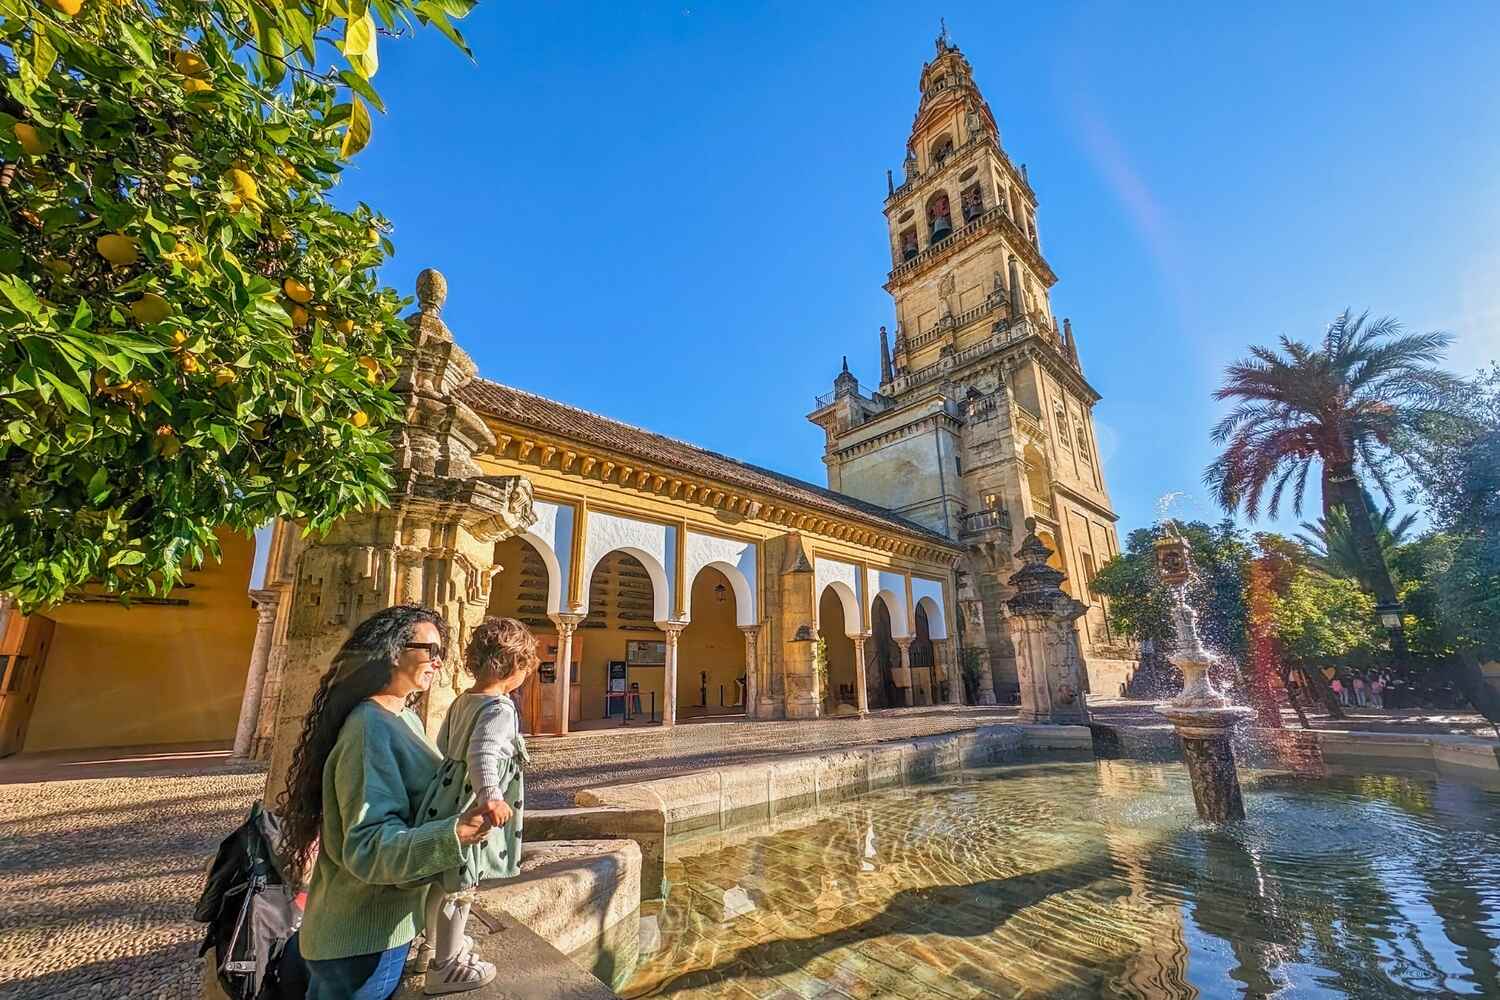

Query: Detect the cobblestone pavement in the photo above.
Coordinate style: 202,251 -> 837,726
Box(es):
3,700 -> 1494,999
0,758 -> 267,1000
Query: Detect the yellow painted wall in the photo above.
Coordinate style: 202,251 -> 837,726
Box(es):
25,530 -> 258,752
677,568 -> 743,715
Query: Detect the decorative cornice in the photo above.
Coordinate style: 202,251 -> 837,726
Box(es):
477,416 -> 963,566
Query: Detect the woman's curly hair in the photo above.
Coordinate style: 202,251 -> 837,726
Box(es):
465,616 -> 539,684
275,604 -> 449,881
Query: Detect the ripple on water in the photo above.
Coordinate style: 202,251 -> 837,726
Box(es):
620,756 -> 1500,1000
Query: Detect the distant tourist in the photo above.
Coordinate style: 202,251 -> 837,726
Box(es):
1370,674 -> 1385,709
418,617 -> 538,994
1331,676 -> 1346,706
1352,674 -> 1367,707
277,605 -> 494,1000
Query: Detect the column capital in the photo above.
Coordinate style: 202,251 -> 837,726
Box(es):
895,636 -> 914,650
852,630 -> 874,641
549,611 -> 585,635
737,624 -> 761,637
658,620 -> 688,638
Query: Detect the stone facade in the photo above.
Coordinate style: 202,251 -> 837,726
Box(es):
809,32 -> 1135,701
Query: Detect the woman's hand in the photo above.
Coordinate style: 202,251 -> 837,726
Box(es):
455,803 -> 493,846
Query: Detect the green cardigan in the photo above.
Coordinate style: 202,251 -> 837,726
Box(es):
298,701 -> 463,960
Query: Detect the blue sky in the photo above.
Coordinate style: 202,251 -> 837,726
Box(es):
336,2 -> 1500,539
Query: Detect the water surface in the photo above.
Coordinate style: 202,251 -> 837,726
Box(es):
620,757 -> 1500,999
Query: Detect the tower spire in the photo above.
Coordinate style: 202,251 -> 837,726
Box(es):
879,326 -> 893,384
936,17 -> 951,55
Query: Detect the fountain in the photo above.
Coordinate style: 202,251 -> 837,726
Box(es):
1153,525 -> 1254,822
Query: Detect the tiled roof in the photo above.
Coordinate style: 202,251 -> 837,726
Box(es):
458,378 -> 956,545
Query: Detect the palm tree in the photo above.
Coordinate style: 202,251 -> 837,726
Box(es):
1296,491 -> 1418,586
1206,311 -> 1459,659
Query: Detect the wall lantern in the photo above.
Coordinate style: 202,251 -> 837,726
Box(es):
1376,602 -> 1404,630
714,582 -> 727,604
791,624 -> 817,643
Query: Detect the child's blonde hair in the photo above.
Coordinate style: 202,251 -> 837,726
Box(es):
464,617 -> 539,683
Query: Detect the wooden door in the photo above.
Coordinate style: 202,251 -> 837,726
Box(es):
0,614 -> 56,757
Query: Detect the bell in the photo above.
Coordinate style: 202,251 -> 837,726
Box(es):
930,215 -> 952,242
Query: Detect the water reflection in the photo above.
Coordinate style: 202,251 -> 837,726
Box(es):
620,758 -> 1500,999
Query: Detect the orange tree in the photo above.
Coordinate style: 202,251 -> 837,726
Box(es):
0,0 -> 473,609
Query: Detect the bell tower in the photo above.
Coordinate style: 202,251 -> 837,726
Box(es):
809,29 -> 1133,700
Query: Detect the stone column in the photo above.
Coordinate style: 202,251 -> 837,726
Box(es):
231,590 -> 280,758
549,612 -> 584,735
660,622 -> 686,727
264,270 -> 538,803
777,533 -> 821,720
894,638 -> 914,706
738,625 -> 760,720
851,631 -> 872,715
1005,521 -> 1090,725
942,640 -> 964,706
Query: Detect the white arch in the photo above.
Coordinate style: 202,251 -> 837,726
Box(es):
686,561 -> 756,627
581,511 -> 678,622
815,557 -> 866,631
865,568 -> 911,638
584,545 -> 671,623
517,532 -> 564,615
509,499 -> 574,615
911,577 -> 948,640
683,531 -> 757,625
914,596 -> 947,640
816,581 -> 862,639
872,589 -> 910,638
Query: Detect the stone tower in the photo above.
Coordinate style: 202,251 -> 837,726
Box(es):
808,29 -> 1133,698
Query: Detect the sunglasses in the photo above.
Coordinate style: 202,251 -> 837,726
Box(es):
403,642 -> 446,661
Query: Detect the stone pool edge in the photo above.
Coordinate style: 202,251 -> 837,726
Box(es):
537,722 -> 1091,900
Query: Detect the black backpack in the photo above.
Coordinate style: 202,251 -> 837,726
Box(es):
195,801 -> 308,999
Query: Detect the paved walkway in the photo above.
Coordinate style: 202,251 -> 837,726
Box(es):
2,701 -> 1494,999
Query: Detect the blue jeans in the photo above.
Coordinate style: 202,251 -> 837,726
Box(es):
305,941 -> 411,1000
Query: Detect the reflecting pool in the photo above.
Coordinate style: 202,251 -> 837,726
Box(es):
619,756 -> 1500,999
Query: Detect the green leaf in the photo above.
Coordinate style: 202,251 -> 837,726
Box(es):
0,275 -> 42,319
39,369 -> 90,415
340,96 -> 372,158
31,31 -> 58,78
338,69 -> 386,113
109,549 -> 146,567
414,2 -> 474,58
249,5 -> 288,87
209,423 -> 236,452
87,467 -> 111,504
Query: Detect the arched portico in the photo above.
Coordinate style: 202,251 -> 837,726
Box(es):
678,566 -> 745,719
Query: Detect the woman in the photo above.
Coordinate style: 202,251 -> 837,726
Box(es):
278,605 -> 493,1000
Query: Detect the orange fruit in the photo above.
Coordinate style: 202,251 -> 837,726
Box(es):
172,50 -> 208,76
282,277 -> 313,303
129,293 -> 170,325
96,233 -> 138,267
44,0 -> 84,15
213,366 -> 236,386
13,124 -> 48,156
178,353 -> 201,373
335,317 -> 355,336
289,304 -> 309,327
182,78 -> 213,95
350,410 -> 369,428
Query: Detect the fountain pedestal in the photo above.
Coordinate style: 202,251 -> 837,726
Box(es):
1153,531 -> 1254,823
1156,652 -> 1254,822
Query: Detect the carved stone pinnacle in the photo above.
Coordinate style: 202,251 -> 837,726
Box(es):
416,268 -> 447,316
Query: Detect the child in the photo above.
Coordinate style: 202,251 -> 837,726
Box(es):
416,617 -> 537,994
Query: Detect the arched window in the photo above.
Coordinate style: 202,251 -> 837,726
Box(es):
899,227 -> 919,262
926,191 -> 953,243
930,134 -> 955,168
960,183 -> 984,222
